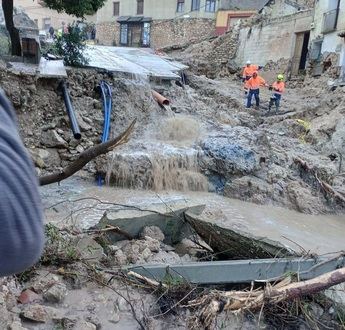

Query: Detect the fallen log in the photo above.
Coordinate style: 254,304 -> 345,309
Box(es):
294,157 -> 345,204
39,120 -> 136,186
189,267 -> 345,329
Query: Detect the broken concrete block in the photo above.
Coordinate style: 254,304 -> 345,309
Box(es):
184,211 -> 296,259
96,201 -> 205,245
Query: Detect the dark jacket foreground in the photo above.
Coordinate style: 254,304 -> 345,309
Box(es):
0,91 -> 44,276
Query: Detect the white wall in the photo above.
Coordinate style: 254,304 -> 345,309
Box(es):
236,10 -> 312,67
14,0 -> 95,30
96,0 -> 217,23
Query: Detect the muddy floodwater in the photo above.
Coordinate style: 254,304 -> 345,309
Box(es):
41,177 -> 345,256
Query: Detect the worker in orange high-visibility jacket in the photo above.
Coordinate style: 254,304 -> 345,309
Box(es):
245,71 -> 269,109
268,74 -> 285,113
242,60 -> 262,82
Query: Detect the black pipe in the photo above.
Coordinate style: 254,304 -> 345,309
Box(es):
59,81 -> 81,140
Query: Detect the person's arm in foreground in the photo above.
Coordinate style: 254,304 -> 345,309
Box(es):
0,90 -> 44,276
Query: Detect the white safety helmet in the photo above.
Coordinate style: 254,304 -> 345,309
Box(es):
246,60 -> 251,65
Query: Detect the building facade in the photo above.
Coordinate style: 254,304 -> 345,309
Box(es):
309,0 -> 345,81
96,0 -> 218,48
215,0 -> 268,35
13,0 -> 95,32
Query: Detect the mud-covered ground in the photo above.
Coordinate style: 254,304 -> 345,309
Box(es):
1,59 -> 344,215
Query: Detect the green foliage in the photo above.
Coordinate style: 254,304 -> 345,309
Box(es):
42,223 -> 80,266
42,0 -> 106,18
53,24 -> 89,67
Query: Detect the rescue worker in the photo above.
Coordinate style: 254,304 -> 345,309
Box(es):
268,74 -> 285,113
245,71 -> 269,109
242,60 -> 262,81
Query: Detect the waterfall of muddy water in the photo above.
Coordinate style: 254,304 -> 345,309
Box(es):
105,115 -> 207,191
105,148 -> 208,191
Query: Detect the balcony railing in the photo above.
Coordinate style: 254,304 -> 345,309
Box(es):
322,8 -> 339,34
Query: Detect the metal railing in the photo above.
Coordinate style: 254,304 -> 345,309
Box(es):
322,8 -> 339,34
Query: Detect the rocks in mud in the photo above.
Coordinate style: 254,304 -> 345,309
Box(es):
18,290 -> 42,305
75,237 -> 104,263
73,320 -> 97,330
139,226 -> 165,242
43,283 -> 67,304
20,304 -> 62,323
41,129 -> 68,148
224,176 -> 274,205
200,128 -> 258,177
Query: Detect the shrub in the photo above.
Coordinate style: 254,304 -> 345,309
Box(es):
53,23 -> 89,67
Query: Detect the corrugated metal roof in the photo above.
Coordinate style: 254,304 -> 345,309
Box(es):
219,0 -> 270,11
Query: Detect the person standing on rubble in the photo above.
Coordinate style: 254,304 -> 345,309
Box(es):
0,91 -> 44,276
268,74 -> 285,114
242,60 -> 262,82
245,71 -> 269,109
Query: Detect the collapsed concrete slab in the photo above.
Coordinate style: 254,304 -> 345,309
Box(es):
96,201 -> 205,245
185,211 -> 297,259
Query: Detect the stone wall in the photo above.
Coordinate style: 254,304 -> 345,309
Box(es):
151,18 -> 215,49
235,10 -> 313,67
96,22 -> 121,46
96,18 -> 215,49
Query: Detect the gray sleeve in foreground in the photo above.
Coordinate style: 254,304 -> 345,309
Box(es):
0,90 -> 44,277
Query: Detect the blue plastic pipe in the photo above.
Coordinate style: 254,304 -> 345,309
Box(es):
98,81 -> 113,185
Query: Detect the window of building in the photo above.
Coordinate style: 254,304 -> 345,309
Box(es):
42,17 -> 51,30
137,0 -> 144,15
142,22 -> 151,46
120,23 -> 128,45
176,0 -> 184,12
191,0 -> 200,11
113,2 -> 120,16
34,19 -> 38,27
205,0 -> 216,12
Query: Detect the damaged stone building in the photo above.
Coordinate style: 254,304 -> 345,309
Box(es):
309,0 -> 345,82
95,0 -> 218,48
235,0 -> 345,82
235,0 -> 314,76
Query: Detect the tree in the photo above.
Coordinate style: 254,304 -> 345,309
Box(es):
2,0 -> 106,56
2,0 -> 21,56
53,23 -> 89,67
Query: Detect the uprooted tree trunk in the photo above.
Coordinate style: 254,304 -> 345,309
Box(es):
294,157 -> 345,205
188,267 -> 345,329
2,0 -> 22,56
39,119 -> 136,186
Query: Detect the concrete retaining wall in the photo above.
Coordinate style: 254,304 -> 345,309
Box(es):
235,10 -> 312,67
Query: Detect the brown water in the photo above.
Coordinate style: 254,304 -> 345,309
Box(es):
41,177 -> 345,256
104,115 -> 208,191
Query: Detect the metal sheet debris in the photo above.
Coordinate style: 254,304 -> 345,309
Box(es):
128,256 -> 345,285
84,45 -> 187,80
38,58 -> 67,78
